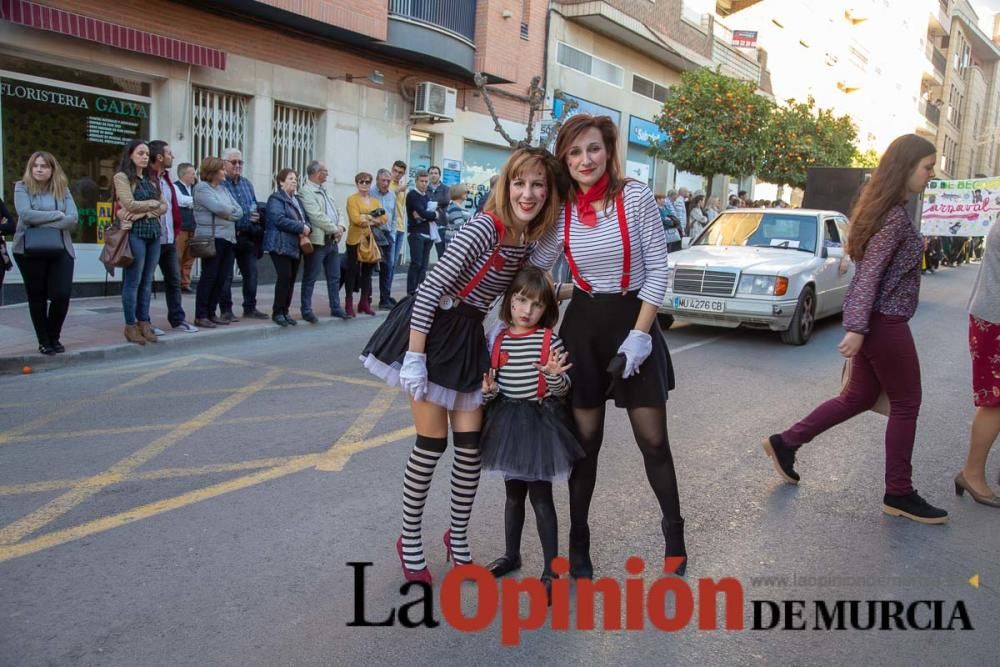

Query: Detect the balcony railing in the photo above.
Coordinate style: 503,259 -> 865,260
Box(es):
388,1 -> 476,43
922,100 -> 941,126
925,44 -> 946,77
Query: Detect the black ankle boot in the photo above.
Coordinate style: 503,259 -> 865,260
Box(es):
662,517 -> 687,577
568,524 -> 593,579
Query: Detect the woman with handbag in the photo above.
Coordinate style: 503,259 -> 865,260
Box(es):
11,151 -> 77,355
345,172 -> 384,317
763,134 -> 948,524
192,157 -> 243,329
113,140 -> 167,345
264,168 -> 310,327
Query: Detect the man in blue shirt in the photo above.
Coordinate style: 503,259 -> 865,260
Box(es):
219,148 -> 268,320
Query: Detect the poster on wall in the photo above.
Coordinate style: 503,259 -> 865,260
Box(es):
921,178 -> 999,236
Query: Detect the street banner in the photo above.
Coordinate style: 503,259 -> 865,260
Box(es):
732,30 -> 758,48
921,177 -> 999,236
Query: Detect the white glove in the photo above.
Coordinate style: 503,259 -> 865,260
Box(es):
399,351 -> 429,401
617,330 -> 652,379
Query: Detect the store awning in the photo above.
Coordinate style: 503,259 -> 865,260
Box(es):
0,0 -> 226,70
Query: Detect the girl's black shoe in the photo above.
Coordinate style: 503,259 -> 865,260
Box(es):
51,342 -> 65,354
568,524 -> 593,579
485,555 -> 522,578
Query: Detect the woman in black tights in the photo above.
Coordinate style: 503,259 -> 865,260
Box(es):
531,114 -> 686,577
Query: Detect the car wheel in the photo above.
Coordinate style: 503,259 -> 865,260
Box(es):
780,285 -> 816,346
657,313 -> 675,330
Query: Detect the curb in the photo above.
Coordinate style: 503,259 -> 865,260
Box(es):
0,315 -> 363,375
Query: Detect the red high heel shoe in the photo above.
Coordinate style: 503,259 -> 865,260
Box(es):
396,536 -> 432,584
443,529 -> 472,566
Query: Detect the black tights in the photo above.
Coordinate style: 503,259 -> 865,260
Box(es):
568,405 -> 682,531
503,479 -> 558,576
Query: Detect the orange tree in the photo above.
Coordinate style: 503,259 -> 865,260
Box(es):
759,97 -> 858,189
650,67 -> 773,195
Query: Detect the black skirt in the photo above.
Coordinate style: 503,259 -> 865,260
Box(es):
480,396 -> 585,482
559,288 -> 675,409
360,296 -> 489,407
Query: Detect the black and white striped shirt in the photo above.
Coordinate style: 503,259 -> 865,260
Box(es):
531,180 -> 669,305
491,329 -> 570,400
411,213 -> 532,335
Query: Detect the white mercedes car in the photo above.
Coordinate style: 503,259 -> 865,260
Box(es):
658,208 -> 854,345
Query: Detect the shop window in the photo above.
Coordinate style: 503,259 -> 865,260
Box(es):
191,87 -> 249,170
409,131 -> 434,177
1,74 -> 151,243
462,141 -> 510,210
272,103 -> 318,185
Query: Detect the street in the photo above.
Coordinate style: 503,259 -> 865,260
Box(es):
1,263 -> 996,666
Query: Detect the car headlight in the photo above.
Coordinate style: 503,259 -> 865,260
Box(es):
737,274 -> 788,296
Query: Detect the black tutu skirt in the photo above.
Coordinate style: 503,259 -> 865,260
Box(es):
559,288 -> 675,409
480,396 -> 586,482
359,296 -> 488,411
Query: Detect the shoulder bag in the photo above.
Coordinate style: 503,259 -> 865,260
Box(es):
189,213 -> 217,259
357,226 -> 382,264
99,222 -> 134,275
23,227 -> 66,257
840,360 -> 889,416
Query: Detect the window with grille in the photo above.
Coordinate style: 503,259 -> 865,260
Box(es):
191,87 -> 249,169
272,103 -> 319,185
632,75 -> 668,103
556,42 -> 623,87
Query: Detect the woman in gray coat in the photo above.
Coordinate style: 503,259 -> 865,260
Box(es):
192,157 -> 243,328
12,151 -> 77,355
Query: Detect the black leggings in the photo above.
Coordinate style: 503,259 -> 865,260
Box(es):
14,251 -> 74,346
269,252 -> 300,316
344,243 -> 373,301
568,405 -> 682,530
503,479 -> 558,576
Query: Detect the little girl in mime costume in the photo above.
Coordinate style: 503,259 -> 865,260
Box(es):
479,266 -> 584,601
359,148 -> 564,584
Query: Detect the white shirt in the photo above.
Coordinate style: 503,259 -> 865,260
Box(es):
158,173 -> 175,244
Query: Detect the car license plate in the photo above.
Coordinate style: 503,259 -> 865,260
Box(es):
673,296 -> 725,313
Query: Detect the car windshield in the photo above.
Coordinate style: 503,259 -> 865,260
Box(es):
696,212 -> 817,254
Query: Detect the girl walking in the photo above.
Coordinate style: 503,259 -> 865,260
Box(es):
763,134 -> 948,524
480,266 -> 584,600
360,148 -> 563,584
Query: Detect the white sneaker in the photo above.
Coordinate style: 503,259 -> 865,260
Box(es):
172,322 -> 199,333
152,326 -> 166,336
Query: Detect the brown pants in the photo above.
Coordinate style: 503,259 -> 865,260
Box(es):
175,230 -> 196,289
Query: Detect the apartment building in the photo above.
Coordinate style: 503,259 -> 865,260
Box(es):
0,0 -> 545,287
722,0 -> 1000,182
545,0 -> 767,194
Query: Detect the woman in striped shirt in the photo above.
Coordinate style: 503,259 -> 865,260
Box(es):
360,147 -> 564,584
531,114 -> 686,578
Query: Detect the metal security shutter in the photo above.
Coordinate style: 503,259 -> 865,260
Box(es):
272,103 -> 318,182
191,87 -> 249,168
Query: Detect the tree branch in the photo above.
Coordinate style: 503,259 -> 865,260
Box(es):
474,72 -> 520,149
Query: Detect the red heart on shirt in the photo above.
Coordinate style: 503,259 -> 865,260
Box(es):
492,255 -> 506,271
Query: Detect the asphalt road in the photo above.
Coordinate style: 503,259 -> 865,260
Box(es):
1,263 -> 996,666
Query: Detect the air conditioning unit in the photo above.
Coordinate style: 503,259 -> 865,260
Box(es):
413,82 -> 457,121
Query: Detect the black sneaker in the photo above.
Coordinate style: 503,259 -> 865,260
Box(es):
762,434 -> 800,484
302,312 -> 319,324
882,491 -> 948,525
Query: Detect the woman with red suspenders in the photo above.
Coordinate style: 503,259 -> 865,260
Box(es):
531,114 -> 687,578
360,148 -> 563,583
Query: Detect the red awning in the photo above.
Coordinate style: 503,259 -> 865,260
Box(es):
0,0 -> 226,70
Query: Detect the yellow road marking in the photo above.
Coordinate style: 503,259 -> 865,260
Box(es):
0,430 -> 414,563
0,357 -> 195,446
196,352 -> 387,388
0,368 -> 282,545
2,405 -> 406,446
318,426 -> 416,472
314,387 -> 397,471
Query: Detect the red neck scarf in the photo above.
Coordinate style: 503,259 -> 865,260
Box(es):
575,171 -> 610,228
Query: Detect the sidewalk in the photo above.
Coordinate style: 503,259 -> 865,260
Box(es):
0,277 -> 405,374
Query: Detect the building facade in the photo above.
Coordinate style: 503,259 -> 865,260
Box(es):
0,0 -> 546,291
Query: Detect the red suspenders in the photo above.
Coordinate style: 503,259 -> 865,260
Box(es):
457,214 -> 508,299
563,193 -> 631,294
490,327 -> 554,400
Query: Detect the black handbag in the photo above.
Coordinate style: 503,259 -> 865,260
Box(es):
22,227 -> 65,257
188,214 -> 217,259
